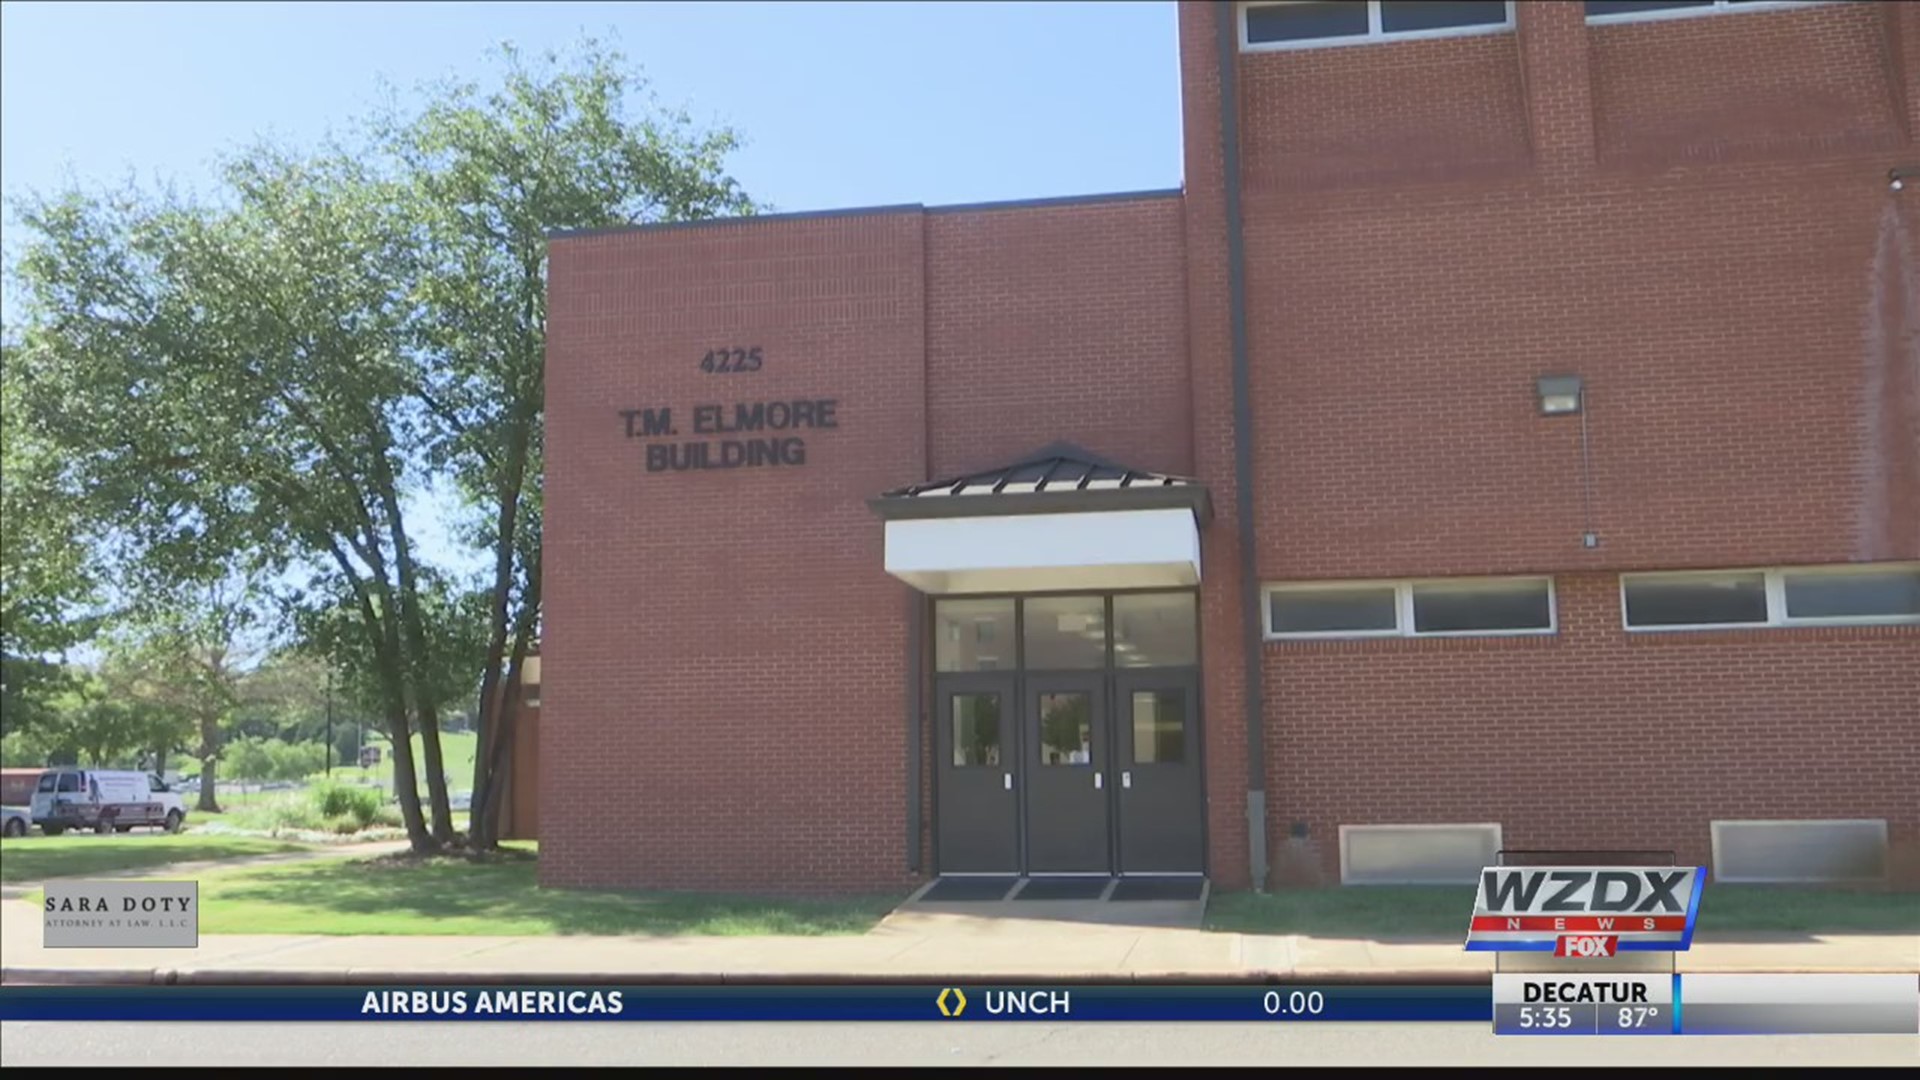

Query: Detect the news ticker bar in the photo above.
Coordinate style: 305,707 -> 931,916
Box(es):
1492,974 -> 1920,1036
0,977 -> 1914,1032
0,985 -> 1478,1022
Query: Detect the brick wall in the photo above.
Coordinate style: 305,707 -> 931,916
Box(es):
1239,24 -> 1531,190
1263,572 -> 1920,881
1220,0 -> 1920,881
1234,2 -> 1920,579
538,1 -> 1919,894
541,211 -> 929,892
925,196 -> 1192,479
1588,2 -> 1904,166
1181,0 -> 1259,889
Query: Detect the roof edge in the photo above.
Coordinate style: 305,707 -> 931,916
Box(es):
546,203 -> 924,242
546,187 -> 1187,242
925,187 -> 1184,215
868,486 -> 1214,527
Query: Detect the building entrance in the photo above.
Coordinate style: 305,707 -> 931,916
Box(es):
932,592 -> 1204,877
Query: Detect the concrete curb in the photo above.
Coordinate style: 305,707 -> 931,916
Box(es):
2,967 -> 1497,987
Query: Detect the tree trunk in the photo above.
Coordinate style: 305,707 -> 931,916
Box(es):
416,697 -> 455,844
467,421 -> 528,843
372,440 -> 454,846
472,557 -> 538,850
354,556 -> 433,852
196,709 -> 221,812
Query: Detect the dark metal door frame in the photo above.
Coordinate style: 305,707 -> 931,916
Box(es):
929,590 -> 1207,878
931,672 -> 1019,874
1021,671 -> 1111,875
1112,667 -> 1205,875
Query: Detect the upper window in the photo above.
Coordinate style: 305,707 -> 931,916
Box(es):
1242,1 -> 1514,51
1585,1 -> 1835,25
1622,563 -> 1920,630
1266,577 -> 1555,639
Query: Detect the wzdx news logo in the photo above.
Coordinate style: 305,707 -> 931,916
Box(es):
1464,866 -> 1706,954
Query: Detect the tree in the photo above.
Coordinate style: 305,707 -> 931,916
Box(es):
5,34 -> 761,855
102,580 -> 261,812
8,157 -> 449,849
377,39 -> 756,847
0,339 -> 98,741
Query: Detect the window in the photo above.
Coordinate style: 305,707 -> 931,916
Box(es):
1130,690 -> 1188,765
1622,563 -> 1920,630
1585,1 -> 1834,25
1113,593 -> 1198,667
1265,577 -> 1555,638
56,773 -> 80,793
935,598 -> 1015,672
950,693 -> 1002,767
1242,1 -> 1512,51
1037,692 -> 1093,766
1023,596 -> 1107,670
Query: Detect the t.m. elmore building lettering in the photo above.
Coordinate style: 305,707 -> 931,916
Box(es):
619,398 -> 840,471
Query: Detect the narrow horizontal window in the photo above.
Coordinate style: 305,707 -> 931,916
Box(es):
1410,579 -> 1553,634
1586,0 -> 1714,15
1623,573 -> 1767,628
1269,585 -> 1398,635
1585,0 -> 1835,25
1378,1 -> 1509,33
1623,563 -> 1920,630
1243,1 -> 1511,50
1246,1 -> 1368,44
1781,566 -> 1920,622
1266,577 -> 1556,638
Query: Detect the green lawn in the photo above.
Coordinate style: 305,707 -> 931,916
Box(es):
323,729 -> 478,793
181,850 -> 904,936
0,833 -> 314,884
1206,886 -> 1920,937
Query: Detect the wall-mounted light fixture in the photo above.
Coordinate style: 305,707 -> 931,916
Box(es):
1891,165 -> 1920,192
1536,374 -> 1584,416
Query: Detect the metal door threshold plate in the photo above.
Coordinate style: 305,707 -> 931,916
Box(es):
916,876 -> 1023,902
1011,877 -> 1112,901
1108,876 -> 1207,902
910,876 -> 1208,904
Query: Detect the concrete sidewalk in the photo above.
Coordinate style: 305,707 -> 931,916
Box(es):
3,898 -> 1913,985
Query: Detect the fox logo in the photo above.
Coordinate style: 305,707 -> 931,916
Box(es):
1556,935 -> 1617,958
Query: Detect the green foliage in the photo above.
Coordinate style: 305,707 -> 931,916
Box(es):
312,779 -> 382,827
0,343 -> 98,738
3,34 -> 759,849
220,782 -> 398,835
216,736 -> 323,783
217,737 -> 275,783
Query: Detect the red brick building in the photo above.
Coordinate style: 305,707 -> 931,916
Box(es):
540,0 -> 1920,896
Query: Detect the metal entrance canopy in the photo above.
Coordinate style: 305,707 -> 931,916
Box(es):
869,443 -> 1212,594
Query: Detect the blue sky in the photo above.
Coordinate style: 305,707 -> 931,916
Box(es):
1,0 -> 1185,574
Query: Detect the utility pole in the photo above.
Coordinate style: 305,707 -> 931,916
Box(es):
325,667 -> 334,778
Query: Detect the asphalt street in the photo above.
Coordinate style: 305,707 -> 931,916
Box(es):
4,1021 -> 1916,1067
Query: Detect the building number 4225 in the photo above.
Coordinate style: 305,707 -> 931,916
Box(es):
700,347 -> 763,373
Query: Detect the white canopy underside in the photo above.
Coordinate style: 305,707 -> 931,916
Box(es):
883,507 -> 1201,594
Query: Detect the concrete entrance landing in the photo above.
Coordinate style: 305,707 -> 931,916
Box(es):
890,877 -> 1210,929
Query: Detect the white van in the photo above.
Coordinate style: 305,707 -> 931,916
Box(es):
29,769 -> 188,835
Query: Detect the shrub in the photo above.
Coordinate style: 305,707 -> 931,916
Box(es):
311,781 -> 382,828
226,793 -> 324,833
322,813 -> 362,836
218,737 -> 276,784
266,740 -> 327,783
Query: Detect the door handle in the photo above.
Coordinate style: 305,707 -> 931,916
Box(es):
1094,772 -> 1103,790
1003,773 -> 1013,791
1122,771 -> 1132,789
